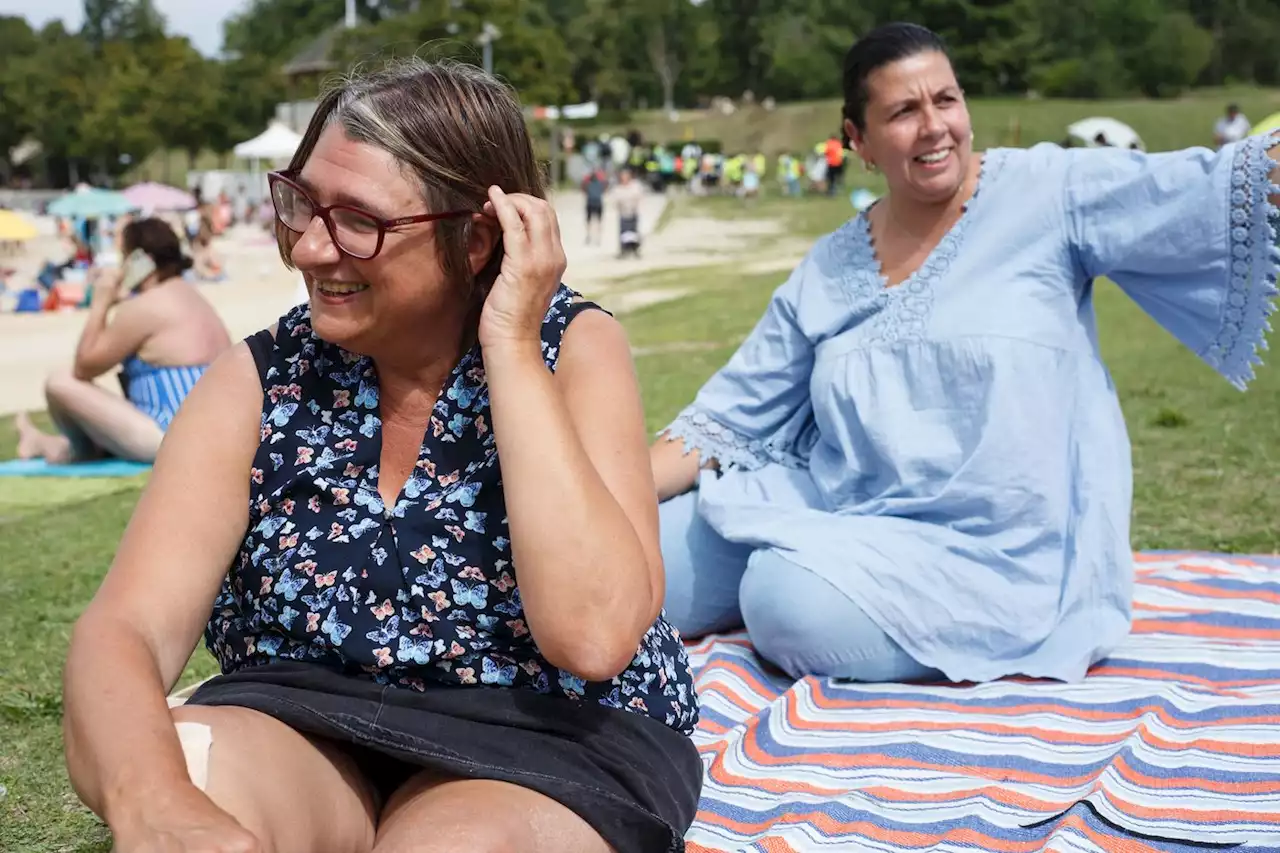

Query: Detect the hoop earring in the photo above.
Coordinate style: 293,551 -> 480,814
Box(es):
862,160 -> 878,173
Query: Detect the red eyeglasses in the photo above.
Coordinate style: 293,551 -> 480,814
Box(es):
267,171 -> 473,260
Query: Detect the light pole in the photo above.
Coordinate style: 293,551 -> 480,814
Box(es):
477,22 -> 501,76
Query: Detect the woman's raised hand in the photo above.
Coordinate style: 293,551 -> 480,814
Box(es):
477,186 -> 568,350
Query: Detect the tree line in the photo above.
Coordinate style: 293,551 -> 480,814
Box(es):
3,0 -> 1278,186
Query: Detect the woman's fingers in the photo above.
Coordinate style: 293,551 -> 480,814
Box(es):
486,186 -> 526,248
485,188 -> 566,276
489,188 -> 557,246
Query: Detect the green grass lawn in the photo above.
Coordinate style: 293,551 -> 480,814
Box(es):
2,190 -> 1278,850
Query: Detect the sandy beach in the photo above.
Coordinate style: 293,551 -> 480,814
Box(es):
0,189 -> 802,417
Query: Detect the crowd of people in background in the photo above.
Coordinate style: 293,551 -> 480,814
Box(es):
582,134 -> 852,200
0,189 -> 238,315
571,130 -> 863,256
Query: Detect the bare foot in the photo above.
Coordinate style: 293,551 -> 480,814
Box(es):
14,413 -> 71,463
14,412 -> 45,460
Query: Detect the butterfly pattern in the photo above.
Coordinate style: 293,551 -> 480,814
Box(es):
205,285 -> 699,735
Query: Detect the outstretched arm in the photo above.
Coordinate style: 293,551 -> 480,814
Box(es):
1066,132 -> 1280,389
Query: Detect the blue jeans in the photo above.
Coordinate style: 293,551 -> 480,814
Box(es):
659,490 -> 941,683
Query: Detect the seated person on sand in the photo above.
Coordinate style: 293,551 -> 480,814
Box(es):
16,218 -> 231,465
652,22 -> 1279,686
62,60 -> 701,853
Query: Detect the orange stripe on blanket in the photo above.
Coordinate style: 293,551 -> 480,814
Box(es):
860,783 -> 1078,814
698,660 -> 786,703
1130,618 -> 1280,642
1141,578 -> 1280,606
1085,664 -> 1264,693
1109,753 -> 1280,795
728,724 -> 1105,788
700,681 -> 770,719
804,687 -> 1280,733
1096,784 -> 1280,827
692,810 -> 1072,853
1055,812 -> 1170,853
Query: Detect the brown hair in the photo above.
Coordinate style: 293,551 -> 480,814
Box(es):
122,217 -> 192,282
279,58 -> 545,306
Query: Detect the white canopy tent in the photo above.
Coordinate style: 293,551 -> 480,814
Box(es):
233,122 -> 304,161
233,122 -> 304,217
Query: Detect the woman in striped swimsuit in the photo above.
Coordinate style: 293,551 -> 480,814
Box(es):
15,218 -> 231,464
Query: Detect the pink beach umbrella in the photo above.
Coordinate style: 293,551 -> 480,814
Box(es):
122,182 -> 197,213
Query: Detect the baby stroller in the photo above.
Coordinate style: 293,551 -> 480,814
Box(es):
619,215 -> 641,259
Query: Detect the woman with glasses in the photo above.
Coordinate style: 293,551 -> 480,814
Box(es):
62,59 -> 701,853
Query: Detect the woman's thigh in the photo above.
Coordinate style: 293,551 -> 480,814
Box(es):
658,489 -> 754,638
45,370 -> 164,462
739,549 -> 943,683
171,704 -> 378,853
372,772 -> 612,853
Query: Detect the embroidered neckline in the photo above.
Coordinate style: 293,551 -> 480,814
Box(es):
832,149 -> 1008,346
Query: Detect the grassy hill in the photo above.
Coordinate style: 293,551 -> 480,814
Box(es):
586,85 -> 1280,156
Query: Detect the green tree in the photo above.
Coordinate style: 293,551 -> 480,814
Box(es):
213,54 -> 288,156
1130,11 -> 1214,97
81,0 -> 165,52
222,0 -> 383,61
146,38 -> 224,170
557,0 -> 631,106
759,0 -> 871,102
0,16 -> 40,177
78,40 -> 161,180
337,0 -> 575,106
20,22 -> 100,182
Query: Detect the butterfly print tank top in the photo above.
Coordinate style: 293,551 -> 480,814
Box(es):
205,285 -> 699,735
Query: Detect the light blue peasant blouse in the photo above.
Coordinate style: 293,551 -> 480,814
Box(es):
665,134 -> 1280,683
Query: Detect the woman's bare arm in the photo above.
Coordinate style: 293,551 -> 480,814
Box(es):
63,342 -> 261,827
485,311 -> 662,681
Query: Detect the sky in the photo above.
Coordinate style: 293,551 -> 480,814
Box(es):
0,0 -> 250,56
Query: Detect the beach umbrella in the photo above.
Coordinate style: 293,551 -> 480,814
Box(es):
1066,117 -> 1145,151
0,210 -> 38,242
47,186 -> 137,219
122,182 -> 196,212
1251,112 -> 1280,137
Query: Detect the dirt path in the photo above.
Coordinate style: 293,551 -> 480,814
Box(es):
0,189 -> 808,417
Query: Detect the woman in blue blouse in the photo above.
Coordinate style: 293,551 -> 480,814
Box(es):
63,61 -> 699,853
653,23 -> 1279,686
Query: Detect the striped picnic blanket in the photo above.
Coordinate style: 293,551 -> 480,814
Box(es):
685,553 -> 1280,852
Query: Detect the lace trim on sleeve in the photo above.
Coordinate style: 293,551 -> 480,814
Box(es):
660,405 -> 810,472
1208,130 -> 1280,389
660,406 -> 772,472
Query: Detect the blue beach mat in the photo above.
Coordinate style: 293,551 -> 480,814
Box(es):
0,458 -> 151,478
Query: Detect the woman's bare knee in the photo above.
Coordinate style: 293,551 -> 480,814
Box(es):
373,777 -> 611,853
43,367 -> 84,402
170,705 -> 377,853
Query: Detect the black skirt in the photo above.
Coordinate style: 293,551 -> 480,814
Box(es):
185,662 -> 703,853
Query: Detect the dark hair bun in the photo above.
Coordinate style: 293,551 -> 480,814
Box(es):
841,23 -> 950,135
